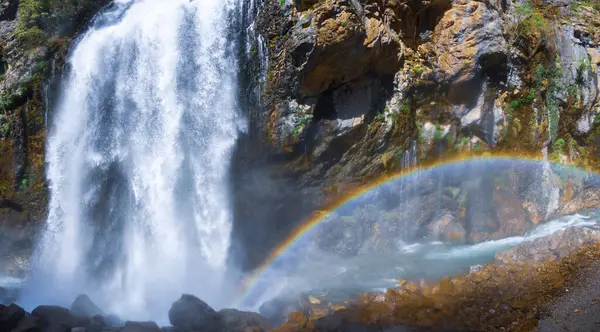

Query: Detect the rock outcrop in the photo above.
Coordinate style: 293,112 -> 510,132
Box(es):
232,0 -> 600,268
169,294 -> 225,332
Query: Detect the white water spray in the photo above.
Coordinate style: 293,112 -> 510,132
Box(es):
27,0 -> 239,320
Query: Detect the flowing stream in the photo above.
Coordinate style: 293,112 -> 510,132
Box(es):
23,0 -> 240,321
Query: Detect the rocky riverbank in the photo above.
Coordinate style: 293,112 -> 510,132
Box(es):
274,242 -> 600,331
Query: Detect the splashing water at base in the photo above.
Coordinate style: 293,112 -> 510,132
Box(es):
21,0 -> 240,321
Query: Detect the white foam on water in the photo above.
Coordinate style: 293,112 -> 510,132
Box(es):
425,214 -> 598,260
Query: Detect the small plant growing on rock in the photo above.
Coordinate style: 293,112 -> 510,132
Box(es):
0,114 -> 9,138
433,124 -> 443,140
594,114 -> 600,127
292,111 -> 313,139
553,138 -> 566,153
399,100 -> 410,113
575,57 -> 593,85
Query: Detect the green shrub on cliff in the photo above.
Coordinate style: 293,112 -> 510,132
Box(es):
593,114 -> 600,127
293,111 -> 313,138
508,2 -> 550,42
17,0 -> 105,45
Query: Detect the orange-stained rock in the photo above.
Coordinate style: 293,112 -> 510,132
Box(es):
557,187 -> 600,216
432,0 -> 507,84
427,214 -> 467,243
493,188 -> 533,238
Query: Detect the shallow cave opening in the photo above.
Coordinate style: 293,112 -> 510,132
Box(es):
480,52 -> 508,86
312,89 -> 337,121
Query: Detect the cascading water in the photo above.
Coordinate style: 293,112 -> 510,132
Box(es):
25,0 -> 240,320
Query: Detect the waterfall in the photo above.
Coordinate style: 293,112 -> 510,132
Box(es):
26,0 -> 240,321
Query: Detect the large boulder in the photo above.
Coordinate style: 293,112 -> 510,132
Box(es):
219,309 -> 273,332
10,313 -> 42,332
426,214 -> 467,243
493,188 -> 533,238
0,303 -> 25,330
70,294 -> 104,319
259,297 -> 305,326
121,321 -> 160,332
31,305 -> 78,332
168,294 -> 224,332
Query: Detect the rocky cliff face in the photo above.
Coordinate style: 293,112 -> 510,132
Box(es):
0,0 -> 109,275
233,0 -> 600,268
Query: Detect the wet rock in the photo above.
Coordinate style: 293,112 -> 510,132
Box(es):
493,188 -> 533,238
496,226 -> 600,264
426,214 -> 466,243
11,313 -> 42,332
70,295 -> 104,319
219,309 -> 273,332
259,297 -> 304,326
31,305 -> 78,332
0,303 -> 25,330
121,321 -> 161,332
455,83 -> 506,146
81,315 -> 110,332
168,294 -> 224,332
556,187 -> 600,215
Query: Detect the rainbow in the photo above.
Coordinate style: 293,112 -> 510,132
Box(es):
233,152 -> 597,305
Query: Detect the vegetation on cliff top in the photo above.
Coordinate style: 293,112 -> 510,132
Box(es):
17,0 -> 105,45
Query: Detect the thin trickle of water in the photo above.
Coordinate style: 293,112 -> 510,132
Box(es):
27,0 -> 240,321
541,146 -> 560,218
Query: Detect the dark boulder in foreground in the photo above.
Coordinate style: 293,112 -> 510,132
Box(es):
168,294 -> 273,332
32,305 -> 78,332
168,294 -> 224,332
0,303 -> 26,330
220,308 -> 273,332
121,321 -> 161,332
1,294 -> 272,332
70,294 -> 104,319
11,313 -> 42,332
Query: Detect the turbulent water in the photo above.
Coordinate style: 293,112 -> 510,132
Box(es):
23,0 -> 240,320
247,211 -> 600,308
